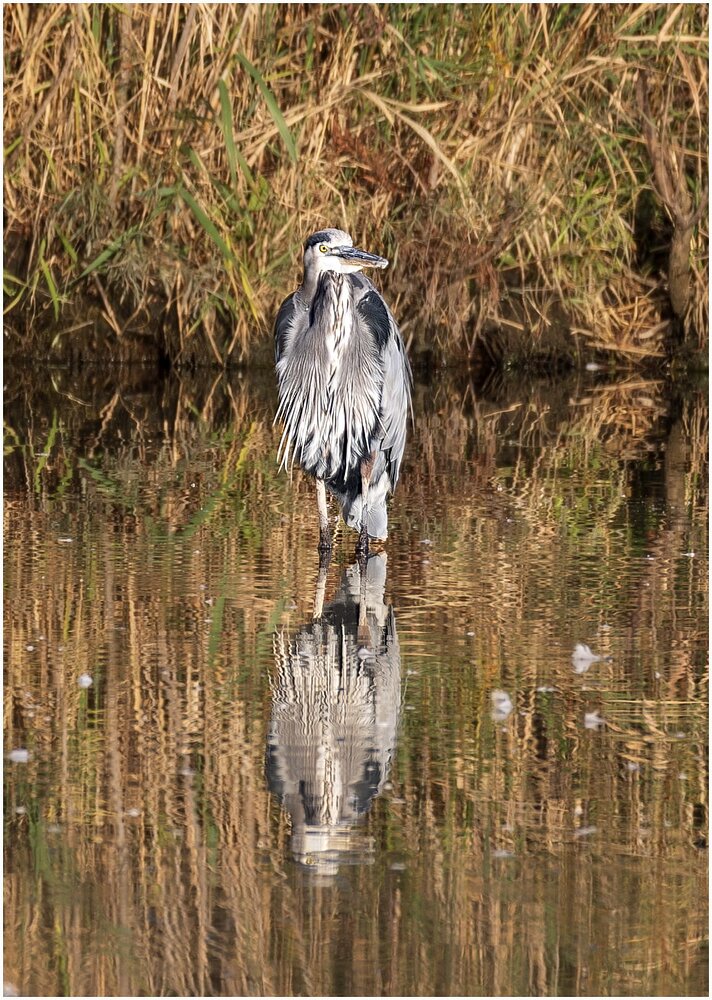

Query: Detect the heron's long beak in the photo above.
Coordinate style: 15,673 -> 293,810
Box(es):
334,246 -> 389,269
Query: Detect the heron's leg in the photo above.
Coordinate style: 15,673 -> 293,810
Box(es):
355,455 -> 374,560
316,478 -> 331,559
313,558 -> 330,620
356,555 -> 371,645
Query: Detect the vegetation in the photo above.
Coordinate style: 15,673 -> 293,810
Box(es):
3,3 -> 708,367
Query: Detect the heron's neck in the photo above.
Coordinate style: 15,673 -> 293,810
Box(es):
298,269 -> 348,308
308,272 -> 354,359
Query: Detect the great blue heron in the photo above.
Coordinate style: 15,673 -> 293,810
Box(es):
274,228 -> 411,557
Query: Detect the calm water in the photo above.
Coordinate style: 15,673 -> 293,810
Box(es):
4,363 -> 708,997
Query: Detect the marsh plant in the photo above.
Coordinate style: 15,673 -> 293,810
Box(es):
3,3 -> 708,366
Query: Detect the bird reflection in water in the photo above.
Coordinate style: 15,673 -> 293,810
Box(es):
267,552 -> 400,876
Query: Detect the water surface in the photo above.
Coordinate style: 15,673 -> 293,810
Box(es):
4,364 -> 708,996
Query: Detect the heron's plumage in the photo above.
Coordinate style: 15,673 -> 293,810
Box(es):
274,229 -> 411,542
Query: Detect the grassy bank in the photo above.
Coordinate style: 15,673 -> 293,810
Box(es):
3,3 -> 708,367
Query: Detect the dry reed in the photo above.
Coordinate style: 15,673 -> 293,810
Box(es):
3,4 -> 708,367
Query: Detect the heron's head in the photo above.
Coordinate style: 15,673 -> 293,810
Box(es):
302,229 -> 389,278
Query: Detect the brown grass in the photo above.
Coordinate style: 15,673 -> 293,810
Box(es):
2,4 -> 709,366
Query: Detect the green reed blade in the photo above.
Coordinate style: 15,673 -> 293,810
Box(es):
176,186 -> 234,262
39,259 -> 60,320
55,226 -> 78,265
236,53 -> 297,164
218,79 -> 238,189
78,227 -> 139,281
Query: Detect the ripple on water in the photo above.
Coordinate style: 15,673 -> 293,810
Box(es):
3,368 -> 707,998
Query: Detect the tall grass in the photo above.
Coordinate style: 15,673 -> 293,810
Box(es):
3,4 -> 708,366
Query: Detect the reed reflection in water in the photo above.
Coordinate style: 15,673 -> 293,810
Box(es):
268,553 -> 400,874
3,363 -> 708,997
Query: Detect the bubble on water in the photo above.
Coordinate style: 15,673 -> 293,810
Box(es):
8,749 -> 30,764
57,537 -> 73,544
574,825 -> 598,839
420,538 -> 432,545
25,644 -> 35,652
491,690 -> 513,722
572,643 -> 609,673
78,673 -> 93,688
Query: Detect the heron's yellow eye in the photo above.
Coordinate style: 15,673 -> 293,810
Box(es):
319,244 -> 329,253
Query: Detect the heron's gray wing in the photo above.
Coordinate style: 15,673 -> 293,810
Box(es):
356,289 -> 412,489
355,287 -> 391,352
274,292 -> 297,363
378,322 -> 411,487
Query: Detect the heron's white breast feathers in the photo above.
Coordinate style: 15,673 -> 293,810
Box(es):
275,275 -> 385,482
